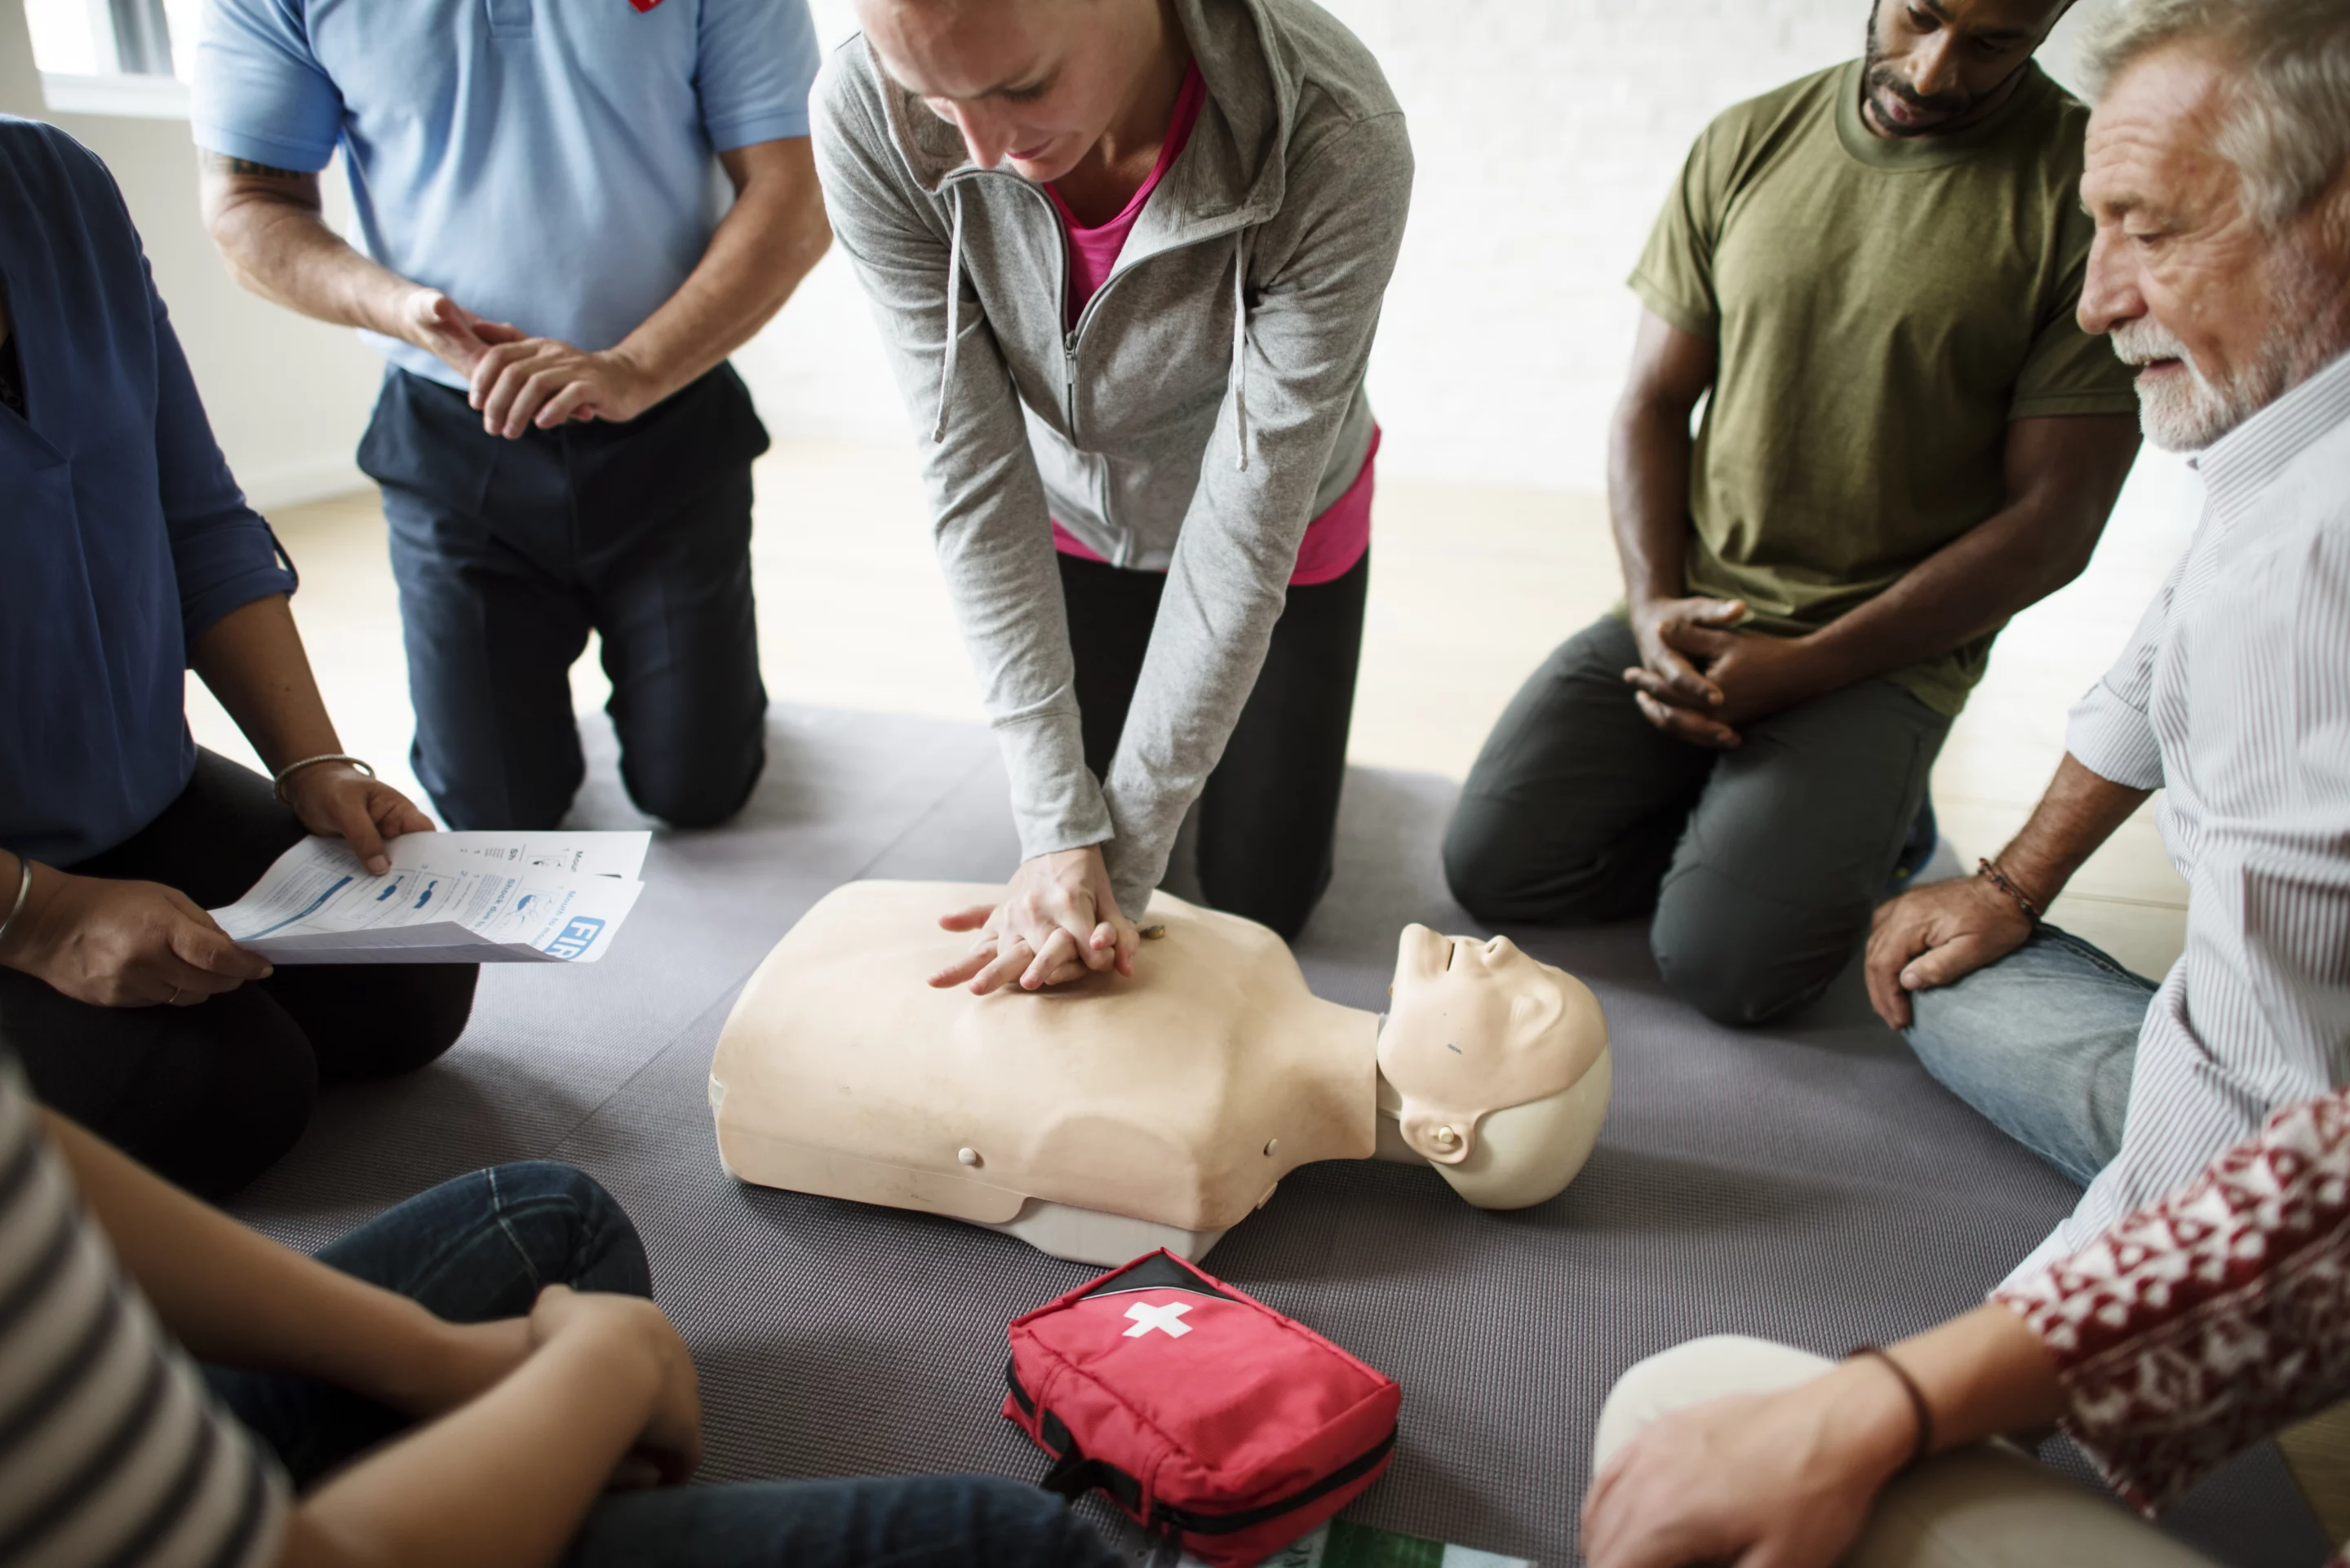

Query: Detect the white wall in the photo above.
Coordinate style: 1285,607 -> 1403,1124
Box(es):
7,0 -> 2138,503
744,0 -> 2132,493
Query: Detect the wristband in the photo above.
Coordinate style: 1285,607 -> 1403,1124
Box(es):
273,753 -> 375,806
1975,857 -> 2042,924
1846,1345 -> 1935,1473
0,856 -> 31,949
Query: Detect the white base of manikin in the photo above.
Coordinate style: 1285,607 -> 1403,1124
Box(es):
982,1198 -> 1232,1266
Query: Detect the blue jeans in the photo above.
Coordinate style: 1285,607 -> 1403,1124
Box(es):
209,1163 -> 1116,1568
1903,926 -> 2158,1186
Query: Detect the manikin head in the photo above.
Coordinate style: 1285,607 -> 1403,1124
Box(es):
2075,0 -> 2350,453
854,0 -> 1182,183
1859,0 -> 2073,138
1377,927 -> 1611,1212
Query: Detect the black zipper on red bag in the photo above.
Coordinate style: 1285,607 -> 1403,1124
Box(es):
1004,1363 -> 1397,1536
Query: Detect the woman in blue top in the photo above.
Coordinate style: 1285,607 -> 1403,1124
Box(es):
0,117 -> 474,1197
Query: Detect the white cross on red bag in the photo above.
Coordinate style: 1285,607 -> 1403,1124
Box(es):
1123,1300 -> 1195,1339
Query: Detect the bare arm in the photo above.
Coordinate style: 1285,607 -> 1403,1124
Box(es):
42,1110 -> 700,1568
198,155 -> 518,379
1628,413 -> 2142,747
191,594 -> 432,870
468,137 -> 832,436
1582,1304 -> 2064,1568
0,597 -> 436,1006
279,1292 -> 691,1568
1801,414 -> 2140,680
1610,312 -> 1733,718
1865,753 -> 2153,1026
42,1109 -> 521,1404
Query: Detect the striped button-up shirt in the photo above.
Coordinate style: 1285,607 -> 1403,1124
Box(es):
2016,348 -> 2350,1278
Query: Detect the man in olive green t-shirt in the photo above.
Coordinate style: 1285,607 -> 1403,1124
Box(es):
1445,0 -> 2142,1027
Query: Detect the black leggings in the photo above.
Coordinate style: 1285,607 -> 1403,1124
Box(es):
0,751 -> 477,1196
1059,549 -> 1368,941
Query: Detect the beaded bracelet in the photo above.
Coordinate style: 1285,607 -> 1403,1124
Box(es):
1847,1344 -> 1936,1473
1976,857 -> 2042,924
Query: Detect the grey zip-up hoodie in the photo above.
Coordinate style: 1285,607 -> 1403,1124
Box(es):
813,0 -> 1412,918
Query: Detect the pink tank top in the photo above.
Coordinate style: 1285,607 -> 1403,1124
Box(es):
1045,64 -> 1373,587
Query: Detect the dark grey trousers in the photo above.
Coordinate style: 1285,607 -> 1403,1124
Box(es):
1443,617 -> 1953,1025
360,365 -> 771,833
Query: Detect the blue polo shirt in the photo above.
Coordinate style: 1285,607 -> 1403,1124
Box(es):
192,0 -> 820,389
0,119 -> 298,866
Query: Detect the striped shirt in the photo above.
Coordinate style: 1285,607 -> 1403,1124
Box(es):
0,1063 -> 287,1568
2015,347 -> 2350,1280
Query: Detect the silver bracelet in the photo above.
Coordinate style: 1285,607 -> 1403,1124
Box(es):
0,856 -> 33,949
272,752 -> 375,805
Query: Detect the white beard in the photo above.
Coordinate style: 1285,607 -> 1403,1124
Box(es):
2110,243 -> 2340,452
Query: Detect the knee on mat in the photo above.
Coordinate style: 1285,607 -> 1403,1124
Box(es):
623,743 -> 765,831
139,1000 -> 318,1199
1594,1335 -> 1825,1470
1649,915 -> 1836,1028
308,965 -> 478,1081
1441,808 -> 1543,924
486,1161 -> 653,1298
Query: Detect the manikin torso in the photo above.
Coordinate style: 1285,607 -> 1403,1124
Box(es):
710,881 -> 1610,1264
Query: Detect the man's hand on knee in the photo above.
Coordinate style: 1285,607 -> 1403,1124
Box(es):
1865,878 -> 2034,1029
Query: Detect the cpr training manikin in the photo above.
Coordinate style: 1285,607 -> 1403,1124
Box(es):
709,882 -> 1611,1264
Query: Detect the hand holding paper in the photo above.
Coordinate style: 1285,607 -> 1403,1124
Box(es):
210,832 -> 652,965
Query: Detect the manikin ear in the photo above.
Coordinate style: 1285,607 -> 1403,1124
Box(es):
1394,924 -> 1450,985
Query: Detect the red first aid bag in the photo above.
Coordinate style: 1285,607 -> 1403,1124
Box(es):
1004,1250 -> 1401,1566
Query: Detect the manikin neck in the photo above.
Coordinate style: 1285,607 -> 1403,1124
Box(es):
1368,1014 -> 1426,1167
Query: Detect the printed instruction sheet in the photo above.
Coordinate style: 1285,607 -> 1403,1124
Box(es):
210,831 -> 651,965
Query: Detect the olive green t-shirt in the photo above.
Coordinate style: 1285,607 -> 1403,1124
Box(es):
1629,60 -> 2139,715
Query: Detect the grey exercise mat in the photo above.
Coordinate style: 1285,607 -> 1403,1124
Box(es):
229,705 -> 2330,1568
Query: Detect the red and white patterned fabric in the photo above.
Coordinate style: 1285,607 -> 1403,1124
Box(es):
1995,1085 -> 2350,1544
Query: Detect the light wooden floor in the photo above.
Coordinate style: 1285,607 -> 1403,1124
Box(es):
189,436 -> 2193,977
181,440 -> 2350,1539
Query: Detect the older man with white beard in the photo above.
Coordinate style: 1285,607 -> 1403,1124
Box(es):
1858,0 -> 2350,1257
1574,20 -> 2350,1568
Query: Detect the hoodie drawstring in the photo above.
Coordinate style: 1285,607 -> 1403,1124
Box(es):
1230,230 -> 1249,472
933,185 -> 966,444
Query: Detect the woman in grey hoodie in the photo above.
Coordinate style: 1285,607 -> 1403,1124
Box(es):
815,0 -> 1412,991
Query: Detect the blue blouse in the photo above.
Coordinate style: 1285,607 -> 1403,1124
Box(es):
0,117 -> 297,866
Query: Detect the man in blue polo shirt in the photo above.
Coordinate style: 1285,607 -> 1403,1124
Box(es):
193,0 -> 830,832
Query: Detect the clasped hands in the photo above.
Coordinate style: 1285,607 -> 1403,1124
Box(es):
1624,596 -> 1829,749
0,764 -> 430,1010
380,1283 -> 703,1492
929,844 -> 1142,994
397,286 -> 663,440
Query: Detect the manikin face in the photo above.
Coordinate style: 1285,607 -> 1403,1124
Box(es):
1379,927 -> 1604,1167
1858,0 -> 2066,137
855,0 -> 1165,184
2077,45 -> 2350,452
